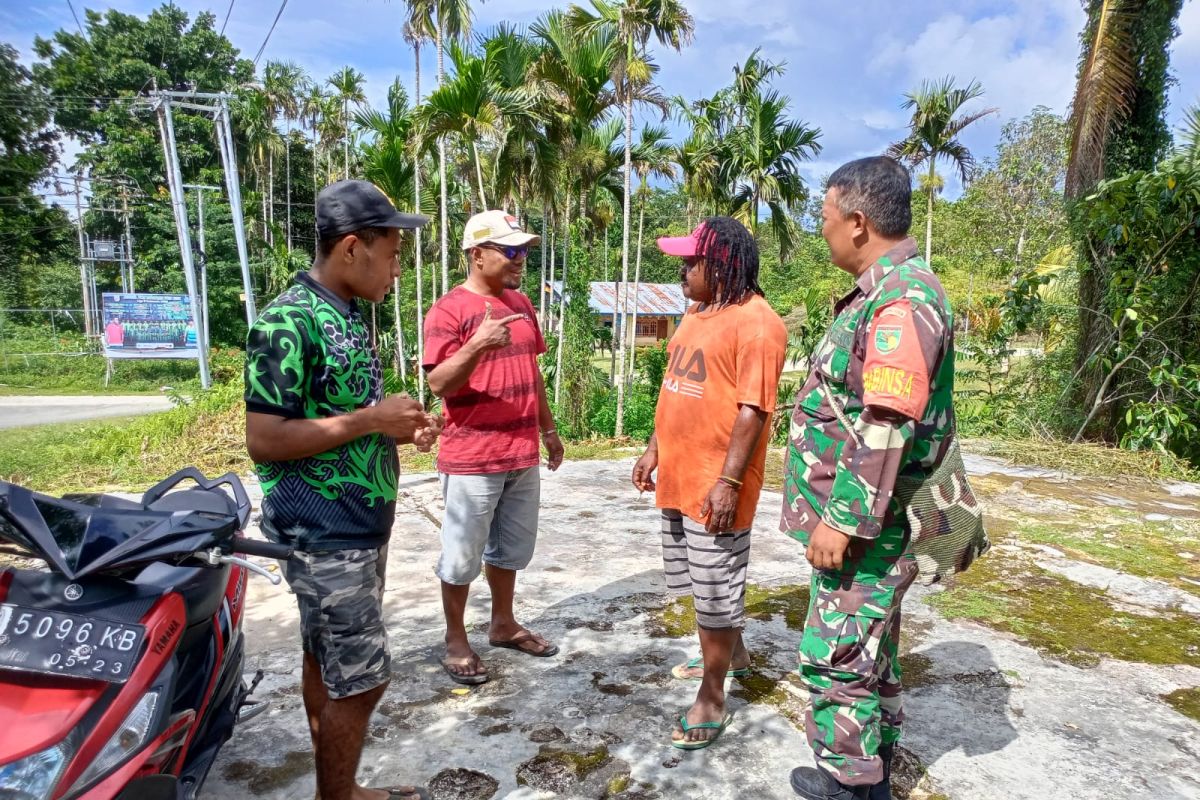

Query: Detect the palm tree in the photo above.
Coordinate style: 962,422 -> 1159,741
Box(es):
405,4 -> 434,395
627,123 -> 674,384
327,66 -> 367,179
235,89 -> 282,251
566,0 -> 694,437
301,84 -> 327,211
415,39 -> 537,209
888,76 -> 995,265
723,89 -> 821,260
264,61 -> 307,250
359,81 -> 420,383
531,8 -> 623,399
433,0 -> 476,295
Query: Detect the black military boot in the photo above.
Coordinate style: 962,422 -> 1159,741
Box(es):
868,743 -> 895,800
790,767 -> 870,800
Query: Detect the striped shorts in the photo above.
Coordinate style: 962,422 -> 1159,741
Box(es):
660,509 -> 751,630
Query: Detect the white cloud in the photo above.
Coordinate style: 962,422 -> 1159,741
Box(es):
868,7 -> 1082,120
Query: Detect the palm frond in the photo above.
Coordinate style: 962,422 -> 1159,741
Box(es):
1065,0 -> 1137,197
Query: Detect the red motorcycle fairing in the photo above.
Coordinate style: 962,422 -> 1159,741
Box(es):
10,590 -> 188,799
76,711 -> 194,800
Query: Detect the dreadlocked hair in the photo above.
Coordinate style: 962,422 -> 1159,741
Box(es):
695,215 -> 763,307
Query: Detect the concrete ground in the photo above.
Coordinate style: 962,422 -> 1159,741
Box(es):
0,394 -> 174,429
205,457 -> 1200,800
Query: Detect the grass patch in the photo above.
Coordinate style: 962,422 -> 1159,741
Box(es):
0,349 -> 242,396
928,554 -> 1200,668
0,384 -> 644,495
0,383 -> 250,493
963,437 -> 1200,483
1161,687 -> 1200,722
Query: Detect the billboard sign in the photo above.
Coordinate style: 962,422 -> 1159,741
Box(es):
102,293 -> 199,360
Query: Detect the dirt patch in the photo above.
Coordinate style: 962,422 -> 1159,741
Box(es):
524,722 -> 565,743
591,670 -> 634,696
472,705 -> 512,719
221,750 -> 311,794
891,745 -> 949,800
427,768 -> 499,800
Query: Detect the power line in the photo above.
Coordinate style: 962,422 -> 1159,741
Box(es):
220,0 -> 236,36
65,0 -> 84,36
252,0 -> 289,66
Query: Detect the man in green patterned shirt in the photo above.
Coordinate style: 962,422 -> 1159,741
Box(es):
245,180 -> 439,800
783,158 -> 956,800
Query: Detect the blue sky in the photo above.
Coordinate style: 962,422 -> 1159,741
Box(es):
2,0 -> 1198,199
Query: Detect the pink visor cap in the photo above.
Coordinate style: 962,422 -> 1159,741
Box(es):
656,223 -> 707,257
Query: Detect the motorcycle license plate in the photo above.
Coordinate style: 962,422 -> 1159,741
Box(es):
0,603 -> 145,683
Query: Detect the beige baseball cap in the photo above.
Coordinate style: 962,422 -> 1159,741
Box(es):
461,209 -> 541,251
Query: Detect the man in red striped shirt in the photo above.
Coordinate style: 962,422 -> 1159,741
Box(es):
423,210 -> 564,685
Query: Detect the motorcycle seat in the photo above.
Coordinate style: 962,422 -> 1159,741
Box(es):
144,488 -> 237,518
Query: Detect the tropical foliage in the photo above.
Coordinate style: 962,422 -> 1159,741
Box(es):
2,0 -> 1198,473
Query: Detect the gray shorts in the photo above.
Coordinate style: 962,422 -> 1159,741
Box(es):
282,547 -> 390,699
436,467 -> 541,585
661,509 -> 751,630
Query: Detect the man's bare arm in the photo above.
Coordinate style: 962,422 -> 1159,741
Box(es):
427,303 -> 524,397
721,404 -> 770,480
426,340 -> 488,397
246,395 -> 427,462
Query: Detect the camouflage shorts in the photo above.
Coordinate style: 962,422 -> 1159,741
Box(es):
283,546 -> 390,699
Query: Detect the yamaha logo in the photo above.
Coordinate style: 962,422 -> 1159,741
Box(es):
64,584 -> 84,601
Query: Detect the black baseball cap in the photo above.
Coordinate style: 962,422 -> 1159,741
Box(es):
315,180 -> 429,239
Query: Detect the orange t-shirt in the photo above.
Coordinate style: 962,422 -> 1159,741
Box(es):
653,293 -> 788,530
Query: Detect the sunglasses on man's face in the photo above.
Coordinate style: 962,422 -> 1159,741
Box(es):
481,243 -> 529,260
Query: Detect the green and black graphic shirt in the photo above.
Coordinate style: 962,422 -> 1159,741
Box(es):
244,271 -> 398,552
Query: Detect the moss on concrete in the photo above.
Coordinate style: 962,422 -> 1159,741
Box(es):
1012,519 -> 1200,596
552,745 -> 611,779
730,654 -> 806,725
899,652 -> 936,689
928,555 -> 1200,668
605,772 -> 632,796
1161,687 -> 1200,722
652,583 -> 811,638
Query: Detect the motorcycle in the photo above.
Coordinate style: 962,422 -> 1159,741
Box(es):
0,467 -> 292,800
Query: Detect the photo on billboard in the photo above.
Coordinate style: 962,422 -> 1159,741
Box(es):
102,293 -> 199,360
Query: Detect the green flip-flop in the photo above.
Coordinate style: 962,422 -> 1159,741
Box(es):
670,657 -> 751,681
671,711 -> 734,750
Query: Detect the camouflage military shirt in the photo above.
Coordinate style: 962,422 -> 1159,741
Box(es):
781,238 -> 955,614
244,271 -> 397,552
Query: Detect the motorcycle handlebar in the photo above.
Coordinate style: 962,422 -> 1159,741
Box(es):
231,536 -> 293,560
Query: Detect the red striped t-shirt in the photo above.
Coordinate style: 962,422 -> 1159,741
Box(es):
422,286 -> 547,475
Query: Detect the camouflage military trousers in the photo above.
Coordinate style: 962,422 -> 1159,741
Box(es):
798,524 -> 918,786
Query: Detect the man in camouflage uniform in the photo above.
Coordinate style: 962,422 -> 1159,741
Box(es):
783,157 -> 956,800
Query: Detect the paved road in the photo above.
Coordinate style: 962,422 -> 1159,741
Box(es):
0,395 -> 175,429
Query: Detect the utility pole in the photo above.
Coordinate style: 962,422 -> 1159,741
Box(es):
73,174 -> 93,337
156,97 -> 211,389
214,97 -> 256,325
147,91 -> 256,328
184,184 -> 220,359
119,183 -> 135,292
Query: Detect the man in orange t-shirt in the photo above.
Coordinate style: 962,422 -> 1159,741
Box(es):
632,216 -> 787,750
